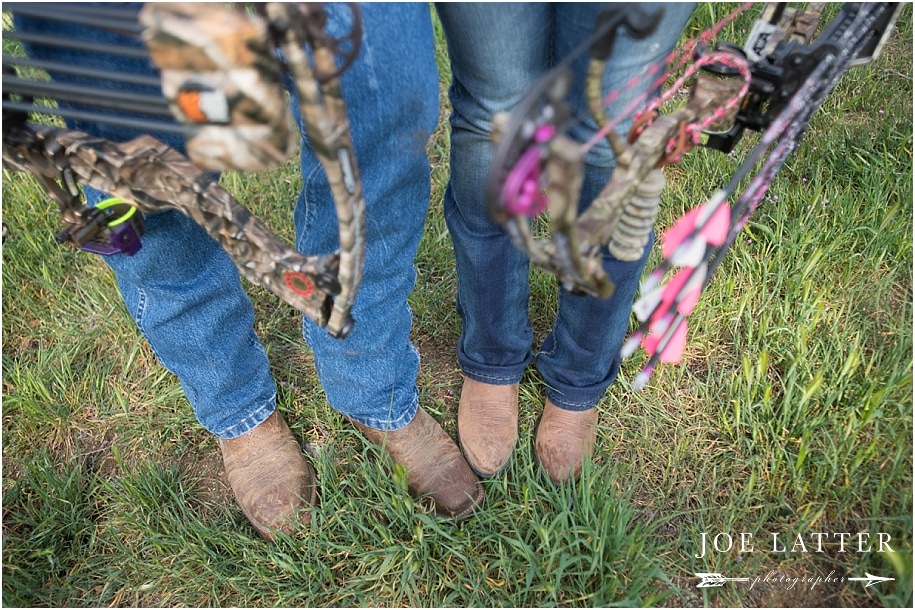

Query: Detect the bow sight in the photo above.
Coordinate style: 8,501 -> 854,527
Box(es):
702,2 -> 902,153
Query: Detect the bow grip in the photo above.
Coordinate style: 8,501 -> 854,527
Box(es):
590,4 -> 664,61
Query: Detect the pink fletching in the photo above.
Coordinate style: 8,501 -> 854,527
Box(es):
677,286 -> 702,316
641,328 -> 661,356
620,333 -> 643,359
641,315 -> 672,355
658,321 -> 688,363
641,333 -> 659,356
633,284 -> 664,323
663,268 -> 692,300
699,201 -> 731,246
662,207 -> 700,260
670,237 -> 707,268
675,264 -> 707,315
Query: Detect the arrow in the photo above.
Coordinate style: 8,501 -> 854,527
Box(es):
695,572 -> 751,588
623,192 -> 734,391
661,191 -> 731,263
848,573 -> 895,588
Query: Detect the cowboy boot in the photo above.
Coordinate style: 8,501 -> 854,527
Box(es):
456,377 -> 519,478
219,411 -> 317,540
534,399 -> 598,484
352,406 -> 484,520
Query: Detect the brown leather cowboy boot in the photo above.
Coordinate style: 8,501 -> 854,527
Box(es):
352,407 -> 484,520
457,377 -> 519,477
534,399 -> 598,484
219,411 -> 317,540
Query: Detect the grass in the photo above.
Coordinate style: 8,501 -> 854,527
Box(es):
2,4 -> 912,608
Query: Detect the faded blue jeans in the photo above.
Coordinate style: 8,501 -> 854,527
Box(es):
436,3 -> 695,411
16,3 -> 439,436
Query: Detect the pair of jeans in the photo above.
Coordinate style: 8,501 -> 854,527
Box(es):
436,3 -> 695,411
15,3 -> 439,435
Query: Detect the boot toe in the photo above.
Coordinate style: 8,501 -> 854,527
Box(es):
354,407 -> 484,521
238,462 -> 317,539
456,379 -> 519,478
534,400 -> 598,485
220,411 -> 317,540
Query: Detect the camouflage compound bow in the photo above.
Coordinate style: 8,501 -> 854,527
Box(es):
486,2 -> 901,389
2,2 -> 364,338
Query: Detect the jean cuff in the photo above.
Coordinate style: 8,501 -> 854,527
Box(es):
346,398 -> 419,432
212,397 -> 276,439
461,368 -> 524,386
545,389 -> 601,412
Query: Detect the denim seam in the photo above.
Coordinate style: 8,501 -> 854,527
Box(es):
215,395 -> 277,439
134,286 -> 147,329
295,163 -> 323,253
354,400 -> 418,432
546,390 -> 599,412
132,287 -> 165,367
535,341 -> 557,361
461,369 -> 522,385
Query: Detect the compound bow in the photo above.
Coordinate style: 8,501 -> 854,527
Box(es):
2,2 -> 365,338
486,2 -> 901,389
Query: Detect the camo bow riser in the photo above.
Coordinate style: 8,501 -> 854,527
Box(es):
492,55 -> 747,300
2,124 -> 340,325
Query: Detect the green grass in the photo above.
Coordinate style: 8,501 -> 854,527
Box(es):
3,4 -> 912,608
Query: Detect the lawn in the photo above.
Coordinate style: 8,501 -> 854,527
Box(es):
2,4 -> 912,607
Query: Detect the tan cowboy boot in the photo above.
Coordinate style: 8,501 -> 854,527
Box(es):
352,407 -> 484,520
457,377 -> 519,477
219,411 -> 317,540
534,399 -> 598,484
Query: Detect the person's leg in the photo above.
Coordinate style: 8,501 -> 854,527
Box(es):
437,2 -> 695,481
12,6 -> 315,538
293,3 -> 482,519
534,3 -> 696,483
435,2 -> 553,477
105,207 -> 317,537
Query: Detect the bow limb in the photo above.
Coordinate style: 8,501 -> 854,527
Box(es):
585,57 -> 627,157
267,2 -> 366,339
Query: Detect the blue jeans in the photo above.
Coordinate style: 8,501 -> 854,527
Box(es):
15,3 -> 439,435
436,3 -> 694,411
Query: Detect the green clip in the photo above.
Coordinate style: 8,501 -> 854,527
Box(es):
95,198 -> 138,227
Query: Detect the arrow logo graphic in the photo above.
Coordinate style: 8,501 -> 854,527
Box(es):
848,573 -> 895,588
695,572 -> 751,588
